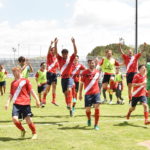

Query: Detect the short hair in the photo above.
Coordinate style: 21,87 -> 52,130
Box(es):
138,64 -> 145,70
61,49 -> 68,54
105,49 -> 113,55
87,59 -> 95,63
18,56 -> 25,63
40,62 -> 46,67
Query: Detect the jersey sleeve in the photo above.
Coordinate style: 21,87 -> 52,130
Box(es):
57,54 -> 62,62
26,79 -> 32,92
35,72 -> 39,78
135,53 -> 142,59
70,54 -> 76,63
115,60 -> 120,66
99,59 -> 104,66
122,54 -> 127,60
132,75 -> 138,83
80,64 -> 86,70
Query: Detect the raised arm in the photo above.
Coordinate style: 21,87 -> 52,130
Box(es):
54,37 -> 58,56
47,41 -> 54,55
71,37 -> 77,55
118,43 -> 124,55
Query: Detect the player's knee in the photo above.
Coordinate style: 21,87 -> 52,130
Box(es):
12,116 -> 18,123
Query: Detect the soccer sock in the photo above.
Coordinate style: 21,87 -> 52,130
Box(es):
86,111 -> 91,120
144,111 -> 149,121
67,90 -> 72,105
28,123 -> 36,134
52,93 -> 56,103
110,81 -> 115,90
102,89 -> 107,100
95,109 -> 100,126
109,93 -> 113,101
42,93 -> 47,104
14,121 -> 25,131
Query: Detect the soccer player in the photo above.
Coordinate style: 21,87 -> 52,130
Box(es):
147,62 -> 150,109
72,55 -> 86,112
126,65 -> 150,125
99,50 -> 120,104
114,66 -> 124,104
54,37 -> 77,116
79,59 -> 101,130
0,64 -> 8,95
5,67 -> 40,139
42,41 -> 59,106
119,43 -> 146,103
35,62 -> 47,106
18,56 -> 33,79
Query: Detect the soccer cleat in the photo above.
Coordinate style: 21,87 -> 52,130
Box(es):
70,110 -> 73,117
51,101 -> 59,106
87,119 -> 91,126
73,98 -> 77,103
41,103 -> 45,108
144,120 -> 150,125
94,125 -> 100,131
109,101 -> 113,104
20,130 -> 26,138
32,134 -> 37,140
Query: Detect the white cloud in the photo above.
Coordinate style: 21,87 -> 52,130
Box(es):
0,2 -> 3,8
0,0 -> 150,58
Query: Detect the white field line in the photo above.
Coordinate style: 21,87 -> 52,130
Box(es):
0,118 -> 146,128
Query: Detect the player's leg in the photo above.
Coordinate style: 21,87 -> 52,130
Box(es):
42,85 -> 50,105
25,116 -> 37,139
93,103 -> 100,130
0,85 -> 3,95
86,107 -> 91,126
102,83 -> 108,103
126,97 -> 137,119
51,82 -> 58,106
148,91 -> 150,112
109,76 -> 115,104
3,81 -> 6,94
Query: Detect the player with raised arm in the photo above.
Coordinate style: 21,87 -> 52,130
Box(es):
42,41 -> 59,106
54,37 -> 77,117
126,65 -> 150,125
79,59 -> 101,130
119,43 -> 146,103
18,56 -> 33,79
5,67 -> 40,139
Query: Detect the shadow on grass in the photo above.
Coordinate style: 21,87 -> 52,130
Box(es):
34,121 -> 69,126
33,115 -> 70,118
0,137 -> 30,141
114,121 -> 148,129
101,115 -> 143,118
58,125 -> 93,130
0,120 -> 12,123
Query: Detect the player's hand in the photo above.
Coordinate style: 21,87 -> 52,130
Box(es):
36,101 -> 41,108
50,41 -> 54,45
79,93 -> 82,100
144,42 -> 147,47
71,37 -> 75,44
5,104 -> 9,110
54,37 -> 58,44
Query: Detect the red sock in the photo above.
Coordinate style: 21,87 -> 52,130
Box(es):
110,81 -> 115,90
14,121 -> 25,131
42,93 -> 47,104
67,90 -> 72,105
28,123 -> 36,134
144,111 -> 149,120
86,111 -> 91,120
95,109 -> 100,126
52,93 -> 56,103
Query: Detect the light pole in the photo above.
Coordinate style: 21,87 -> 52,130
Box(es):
12,47 -> 16,65
135,0 -> 138,54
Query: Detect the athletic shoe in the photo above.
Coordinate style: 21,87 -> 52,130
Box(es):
145,120 -> 150,125
41,103 -> 45,108
73,98 -> 77,103
51,101 -> 59,106
121,100 -> 125,105
109,101 -> 113,104
32,134 -> 37,140
94,125 -> 100,130
21,130 -> 26,138
87,119 -> 91,126
102,99 -> 107,104
70,110 -> 73,117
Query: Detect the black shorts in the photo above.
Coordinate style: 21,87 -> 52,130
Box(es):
12,104 -> 33,119
126,72 -> 137,84
85,93 -> 101,107
74,81 -> 79,93
38,84 -> 47,93
102,74 -> 115,84
0,81 -> 6,86
47,72 -> 57,85
131,96 -> 147,107
61,78 -> 74,93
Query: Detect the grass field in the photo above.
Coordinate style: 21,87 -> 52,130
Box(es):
0,78 -> 150,150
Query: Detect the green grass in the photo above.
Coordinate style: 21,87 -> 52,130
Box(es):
0,78 -> 149,150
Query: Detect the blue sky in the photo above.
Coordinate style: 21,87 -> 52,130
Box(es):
0,0 -> 149,58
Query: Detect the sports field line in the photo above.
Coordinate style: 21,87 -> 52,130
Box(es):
0,118 -> 147,128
